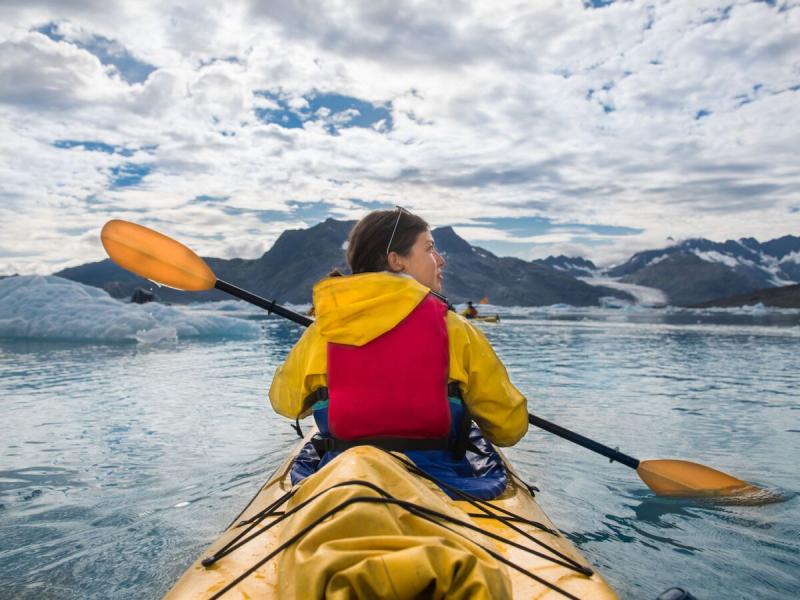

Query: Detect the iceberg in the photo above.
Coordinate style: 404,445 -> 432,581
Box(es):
0,276 -> 261,342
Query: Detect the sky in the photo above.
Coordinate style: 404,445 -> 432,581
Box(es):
0,0 -> 798,275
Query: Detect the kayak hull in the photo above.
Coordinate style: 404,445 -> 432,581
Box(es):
472,315 -> 500,323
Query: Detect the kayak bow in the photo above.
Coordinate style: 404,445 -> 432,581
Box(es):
164,431 -> 619,599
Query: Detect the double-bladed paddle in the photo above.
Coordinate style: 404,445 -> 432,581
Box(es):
101,218 -> 759,498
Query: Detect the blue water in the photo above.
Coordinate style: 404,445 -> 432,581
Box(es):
1,309 -> 798,599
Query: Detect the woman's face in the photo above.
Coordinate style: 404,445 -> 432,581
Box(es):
390,229 -> 446,292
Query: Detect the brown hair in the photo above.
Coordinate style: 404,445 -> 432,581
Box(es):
347,209 -> 429,274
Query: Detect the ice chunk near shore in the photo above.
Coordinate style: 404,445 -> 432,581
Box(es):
0,276 -> 261,342
134,326 -> 178,344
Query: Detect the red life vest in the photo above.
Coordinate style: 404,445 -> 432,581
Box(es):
327,293 -> 450,441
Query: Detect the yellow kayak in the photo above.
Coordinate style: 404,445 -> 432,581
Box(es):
165,432 -> 618,599
471,315 -> 500,323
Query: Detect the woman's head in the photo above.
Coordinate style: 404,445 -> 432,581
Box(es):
346,208 -> 446,292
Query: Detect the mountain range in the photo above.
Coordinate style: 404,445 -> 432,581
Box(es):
54,220 -> 631,306
604,236 -> 800,306
51,220 -> 799,307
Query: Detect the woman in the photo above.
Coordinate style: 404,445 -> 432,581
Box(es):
269,208 -> 528,499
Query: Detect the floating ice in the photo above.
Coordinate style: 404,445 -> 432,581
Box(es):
0,276 -> 261,342
456,296 -> 799,331
133,326 -> 178,344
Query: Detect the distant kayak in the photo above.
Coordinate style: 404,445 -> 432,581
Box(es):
470,314 -> 500,323
164,431 -> 618,599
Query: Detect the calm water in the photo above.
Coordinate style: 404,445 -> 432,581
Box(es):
1,309 -> 798,599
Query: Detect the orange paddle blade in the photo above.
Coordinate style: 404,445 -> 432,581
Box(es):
101,220 -> 216,291
479,297 -> 489,304
637,459 -> 754,497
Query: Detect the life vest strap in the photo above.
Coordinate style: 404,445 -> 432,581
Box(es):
317,436 -> 452,453
305,382 -> 462,408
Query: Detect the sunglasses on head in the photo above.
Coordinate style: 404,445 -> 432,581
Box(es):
386,205 -> 410,255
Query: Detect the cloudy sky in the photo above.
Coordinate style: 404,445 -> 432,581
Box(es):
1,0 -> 798,275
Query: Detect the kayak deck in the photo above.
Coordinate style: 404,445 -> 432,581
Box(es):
165,433 -> 618,599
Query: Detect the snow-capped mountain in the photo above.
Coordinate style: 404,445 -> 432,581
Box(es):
603,236 -> 800,305
532,255 -> 598,277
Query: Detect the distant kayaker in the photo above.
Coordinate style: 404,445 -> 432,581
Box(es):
463,300 -> 478,319
269,207 -> 528,498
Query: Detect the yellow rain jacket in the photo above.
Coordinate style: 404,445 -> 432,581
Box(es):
269,272 -> 528,446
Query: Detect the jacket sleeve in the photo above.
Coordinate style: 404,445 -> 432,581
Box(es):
447,312 -> 529,446
268,324 -> 328,419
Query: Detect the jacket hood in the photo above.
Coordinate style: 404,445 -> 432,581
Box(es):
313,272 -> 429,346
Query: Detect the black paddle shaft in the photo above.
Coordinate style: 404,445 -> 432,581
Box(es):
528,414 -> 640,470
215,280 -> 313,327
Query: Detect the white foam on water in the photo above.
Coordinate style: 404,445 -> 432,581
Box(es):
0,275 -> 261,342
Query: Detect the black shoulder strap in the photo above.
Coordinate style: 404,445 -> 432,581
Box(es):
448,382 -> 473,459
430,290 -> 456,312
293,387 -> 331,438
304,387 -> 329,405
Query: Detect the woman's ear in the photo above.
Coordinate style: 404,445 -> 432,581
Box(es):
387,251 -> 405,272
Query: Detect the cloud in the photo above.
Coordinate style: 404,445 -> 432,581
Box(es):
0,32 -> 124,110
36,21 -> 157,84
245,1 -> 528,70
0,0 -> 798,275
